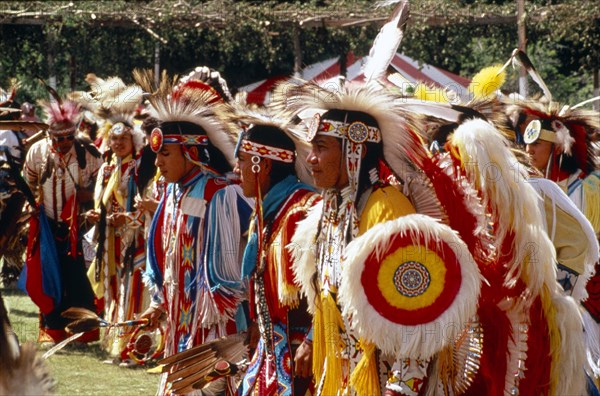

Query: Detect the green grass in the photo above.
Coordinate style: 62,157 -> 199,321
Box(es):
3,287 -> 160,395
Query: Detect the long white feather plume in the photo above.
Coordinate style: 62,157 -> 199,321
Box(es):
363,0 -> 410,84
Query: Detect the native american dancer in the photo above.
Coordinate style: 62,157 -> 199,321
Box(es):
135,70 -> 253,395
86,119 -> 150,363
509,94 -> 600,386
222,106 -> 319,395
279,78 -> 587,396
22,95 -> 102,343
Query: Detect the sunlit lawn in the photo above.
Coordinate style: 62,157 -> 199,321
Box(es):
3,287 -> 160,395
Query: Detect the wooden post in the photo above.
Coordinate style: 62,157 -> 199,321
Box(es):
154,41 -> 160,86
46,24 -> 58,92
69,53 -> 76,91
293,23 -> 302,78
517,0 -> 528,97
594,68 -> 599,111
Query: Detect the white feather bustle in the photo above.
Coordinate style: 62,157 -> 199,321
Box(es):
288,199 -> 322,315
338,213 -> 482,359
551,295 -> 587,396
450,119 -> 559,298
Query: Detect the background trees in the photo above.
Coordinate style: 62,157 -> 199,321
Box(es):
0,0 -> 598,105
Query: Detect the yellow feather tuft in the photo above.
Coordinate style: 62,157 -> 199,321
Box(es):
413,83 -> 450,103
469,65 -> 506,99
350,341 -> 381,396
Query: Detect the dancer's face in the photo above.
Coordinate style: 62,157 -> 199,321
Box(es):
155,144 -> 194,183
234,151 -> 271,198
526,140 -> 553,171
306,135 -> 348,190
109,133 -> 133,159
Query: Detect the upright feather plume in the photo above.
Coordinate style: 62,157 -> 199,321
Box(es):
469,65 -> 506,99
363,0 -> 410,84
500,49 -> 553,100
36,76 -> 62,106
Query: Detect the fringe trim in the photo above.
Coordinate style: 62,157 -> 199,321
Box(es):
546,290 -> 587,396
349,342 -> 381,396
289,200 -> 322,315
530,177 -> 599,301
313,292 -> 345,395
583,173 -> 600,234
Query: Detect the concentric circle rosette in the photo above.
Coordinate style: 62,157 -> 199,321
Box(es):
338,213 -> 481,358
150,127 -> 164,153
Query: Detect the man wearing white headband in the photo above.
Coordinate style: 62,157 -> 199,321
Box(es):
229,111 -> 319,396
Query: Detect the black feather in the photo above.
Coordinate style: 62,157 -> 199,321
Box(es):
36,76 -> 62,106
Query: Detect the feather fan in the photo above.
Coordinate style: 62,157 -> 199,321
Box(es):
158,333 -> 248,394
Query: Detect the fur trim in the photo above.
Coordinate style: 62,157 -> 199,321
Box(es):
134,69 -> 237,167
288,200 -> 322,315
338,213 -> 482,359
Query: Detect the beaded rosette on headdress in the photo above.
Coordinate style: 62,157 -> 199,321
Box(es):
149,127 -> 209,153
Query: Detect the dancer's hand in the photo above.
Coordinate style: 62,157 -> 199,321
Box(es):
139,306 -> 165,330
84,209 -> 100,224
293,340 -> 312,378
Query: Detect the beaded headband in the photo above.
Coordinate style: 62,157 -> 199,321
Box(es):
238,139 -> 295,163
307,113 -> 381,144
150,127 -> 208,153
49,124 -> 77,136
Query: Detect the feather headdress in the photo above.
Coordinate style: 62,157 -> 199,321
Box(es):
39,100 -> 80,136
220,101 -> 312,185
274,80 -> 424,177
507,98 -> 599,176
133,69 -> 237,167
